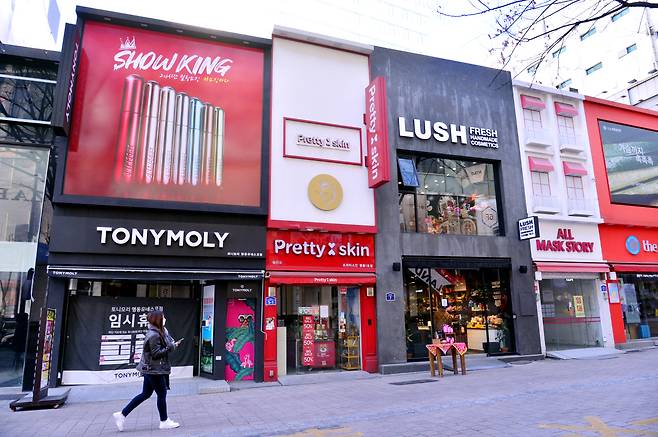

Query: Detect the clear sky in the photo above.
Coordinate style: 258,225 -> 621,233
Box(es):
4,0 -> 500,68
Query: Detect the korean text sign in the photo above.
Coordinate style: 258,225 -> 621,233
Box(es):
63,21 -> 264,207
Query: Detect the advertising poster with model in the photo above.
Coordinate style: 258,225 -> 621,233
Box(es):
63,21 -> 265,206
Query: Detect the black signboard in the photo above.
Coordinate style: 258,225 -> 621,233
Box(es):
50,214 -> 265,259
62,296 -> 197,384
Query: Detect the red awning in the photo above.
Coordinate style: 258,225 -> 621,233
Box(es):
268,271 -> 376,285
528,156 -> 554,172
535,262 -> 610,273
554,102 -> 578,117
563,161 -> 588,176
612,264 -> 658,273
521,95 -> 546,110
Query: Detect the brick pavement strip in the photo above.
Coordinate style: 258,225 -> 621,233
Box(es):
1,349 -> 657,437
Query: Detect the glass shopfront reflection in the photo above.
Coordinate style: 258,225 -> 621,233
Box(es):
404,267 -> 515,360
0,146 -> 49,387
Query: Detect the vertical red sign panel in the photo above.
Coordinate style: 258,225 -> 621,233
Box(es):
365,76 -> 391,188
301,315 -> 315,366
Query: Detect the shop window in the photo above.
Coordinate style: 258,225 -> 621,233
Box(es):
539,278 -> 603,351
398,156 -> 500,236
618,274 -> 658,340
531,171 -> 551,196
523,108 -> 543,133
565,175 -> 585,200
404,267 -> 514,359
557,114 -> 576,143
277,285 -> 362,373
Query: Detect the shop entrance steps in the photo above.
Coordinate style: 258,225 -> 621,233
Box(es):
62,377 -> 229,404
546,347 -> 625,360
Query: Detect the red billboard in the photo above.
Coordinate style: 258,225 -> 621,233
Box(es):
365,76 -> 390,188
63,21 -> 264,207
266,230 -> 375,272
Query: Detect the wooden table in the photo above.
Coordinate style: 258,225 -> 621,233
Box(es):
426,343 -> 467,377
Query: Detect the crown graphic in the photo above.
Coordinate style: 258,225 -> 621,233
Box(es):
119,36 -> 136,50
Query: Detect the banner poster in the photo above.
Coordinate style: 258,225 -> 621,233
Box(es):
63,21 -> 264,207
200,285 -> 215,374
301,315 -> 315,366
62,296 -> 197,384
41,309 -> 56,390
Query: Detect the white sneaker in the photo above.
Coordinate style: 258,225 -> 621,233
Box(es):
113,412 -> 125,432
159,418 -> 180,430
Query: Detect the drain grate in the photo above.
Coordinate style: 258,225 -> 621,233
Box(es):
389,379 -> 438,386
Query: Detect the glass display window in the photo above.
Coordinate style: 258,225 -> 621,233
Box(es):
539,278 -> 603,351
277,285 -> 362,373
398,156 -> 500,236
404,266 -> 514,360
618,274 -> 658,340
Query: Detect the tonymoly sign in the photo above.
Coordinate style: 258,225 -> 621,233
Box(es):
398,117 -> 499,149
97,226 -> 229,248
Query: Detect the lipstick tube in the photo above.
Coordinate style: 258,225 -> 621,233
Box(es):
156,86 -> 176,184
213,107 -> 225,186
137,80 -> 160,184
173,92 -> 189,185
187,98 -> 203,186
201,102 -> 215,185
114,74 -> 144,183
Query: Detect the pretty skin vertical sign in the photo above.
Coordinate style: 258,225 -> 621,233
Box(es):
365,76 -> 391,188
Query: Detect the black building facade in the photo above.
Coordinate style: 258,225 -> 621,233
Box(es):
371,48 -> 541,366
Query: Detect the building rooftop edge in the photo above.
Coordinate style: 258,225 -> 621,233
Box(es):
512,80 -> 584,100
273,25 -> 373,55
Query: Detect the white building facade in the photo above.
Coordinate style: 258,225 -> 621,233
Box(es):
513,81 -> 615,356
513,5 -> 658,110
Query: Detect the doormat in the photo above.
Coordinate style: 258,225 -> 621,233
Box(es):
389,379 -> 437,385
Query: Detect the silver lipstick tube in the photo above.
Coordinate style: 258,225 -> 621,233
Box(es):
213,107 -> 225,186
156,86 -> 176,184
173,92 -> 189,185
137,80 -> 160,184
201,102 -> 215,185
187,98 -> 203,186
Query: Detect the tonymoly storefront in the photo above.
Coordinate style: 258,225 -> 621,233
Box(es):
45,8 -> 271,385
262,30 -> 378,380
371,48 -> 541,367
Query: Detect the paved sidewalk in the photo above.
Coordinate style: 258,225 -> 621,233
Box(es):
2,349 -> 658,437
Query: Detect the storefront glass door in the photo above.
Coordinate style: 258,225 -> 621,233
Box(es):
278,285 -> 362,373
539,279 -> 603,350
404,267 -> 514,360
618,274 -> 658,340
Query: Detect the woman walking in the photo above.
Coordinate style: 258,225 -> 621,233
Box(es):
113,310 -> 182,431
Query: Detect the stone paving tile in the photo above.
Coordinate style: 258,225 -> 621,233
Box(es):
1,349 -> 658,436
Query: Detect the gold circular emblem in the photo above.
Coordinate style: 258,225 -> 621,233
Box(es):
308,174 -> 343,211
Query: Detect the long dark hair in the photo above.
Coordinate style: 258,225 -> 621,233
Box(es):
147,310 -> 165,339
